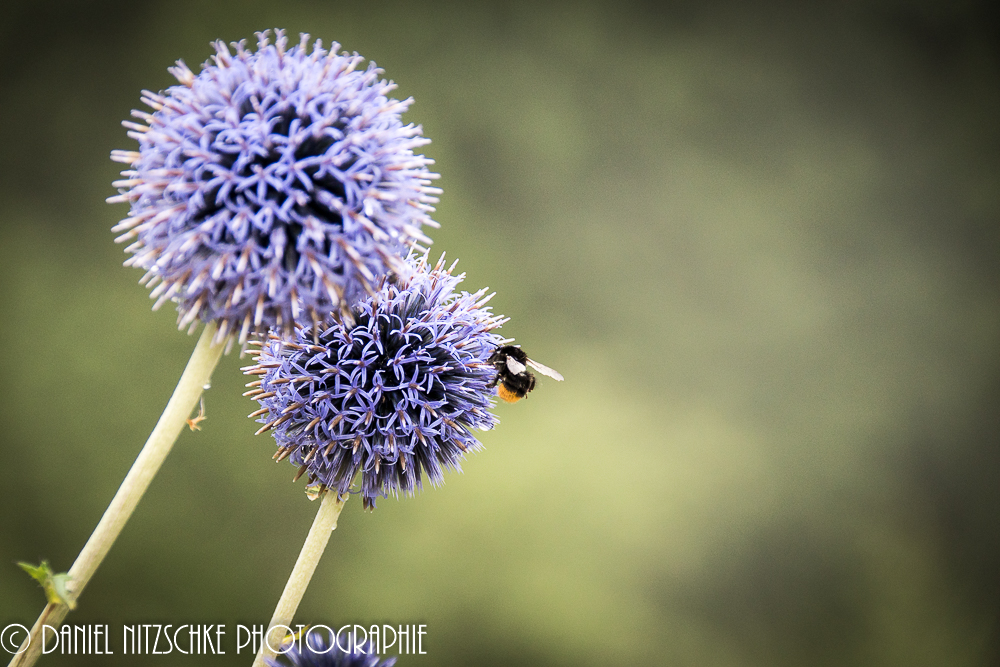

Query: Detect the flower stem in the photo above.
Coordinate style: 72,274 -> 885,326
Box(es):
9,322 -> 225,667
252,491 -> 348,667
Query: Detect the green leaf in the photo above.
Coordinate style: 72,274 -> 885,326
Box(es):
17,560 -> 76,610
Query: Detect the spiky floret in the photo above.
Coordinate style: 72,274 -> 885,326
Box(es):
267,632 -> 395,667
109,29 -> 441,343
244,254 -> 506,509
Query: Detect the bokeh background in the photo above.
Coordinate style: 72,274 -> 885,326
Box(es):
2,1 -> 999,665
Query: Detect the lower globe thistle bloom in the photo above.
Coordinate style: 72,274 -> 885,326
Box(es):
267,632 -> 395,667
245,255 -> 506,509
109,29 -> 440,342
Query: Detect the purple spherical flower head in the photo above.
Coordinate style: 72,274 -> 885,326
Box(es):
109,30 -> 440,343
244,254 -> 507,509
267,632 -> 395,667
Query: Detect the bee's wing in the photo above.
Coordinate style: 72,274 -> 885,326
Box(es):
505,356 -> 527,375
526,358 -> 564,381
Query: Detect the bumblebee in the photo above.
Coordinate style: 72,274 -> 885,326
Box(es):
487,345 -> 564,403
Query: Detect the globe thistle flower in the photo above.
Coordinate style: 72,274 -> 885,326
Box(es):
267,632 -> 396,667
244,254 -> 506,509
109,29 -> 440,343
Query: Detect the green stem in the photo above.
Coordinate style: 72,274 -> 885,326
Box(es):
9,322 -> 225,667
252,491 -> 348,667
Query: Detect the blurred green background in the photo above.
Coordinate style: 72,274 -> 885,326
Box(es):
2,1 -> 999,665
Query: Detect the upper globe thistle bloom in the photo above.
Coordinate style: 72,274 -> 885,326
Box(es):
244,254 -> 506,509
267,632 -> 396,667
109,30 -> 440,343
